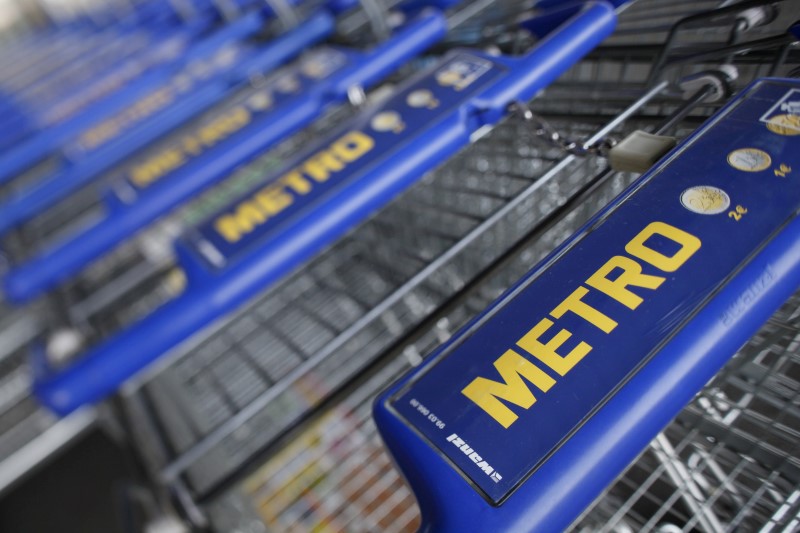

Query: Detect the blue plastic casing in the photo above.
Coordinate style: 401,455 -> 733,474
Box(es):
373,78 -> 800,532
4,10 -> 449,303
0,12 -> 263,181
0,5 -> 326,190
0,12 -> 336,236
32,1 -> 617,415
26,31 -> 200,130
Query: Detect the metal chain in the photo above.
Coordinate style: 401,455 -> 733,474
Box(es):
510,101 -> 617,158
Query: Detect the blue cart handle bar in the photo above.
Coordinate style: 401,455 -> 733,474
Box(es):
33,1 -> 618,415
374,77 -> 800,532
4,9 -> 450,303
0,10 -> 337,236
0,6 -> 287,187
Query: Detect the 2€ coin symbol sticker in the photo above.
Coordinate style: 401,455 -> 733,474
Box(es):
247,92 -> 273,111
680,185 -> 731,215
407,90 -> 439,109
766,114 -> 800,136
727,148 -> 771,172
371,111 -> 405,133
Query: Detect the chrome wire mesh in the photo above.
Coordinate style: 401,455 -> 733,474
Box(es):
538,0 -> 800,123
0,300 -> 67,496
572,293 -> 800,533
0,346 -> 47,461
210,356 -> 423,533
0,329 -> 95,497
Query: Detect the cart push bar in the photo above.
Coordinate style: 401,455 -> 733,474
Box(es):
32,0 -> 618,416
0,15 -> 334,237
0,0 -> 329,209
373,77 -> 800,533
0,0 -> 316,110
0,0 -> 303,126
0,30 -> 159,141
0,1 -> 266,137
3,8 -> 453,304
0,1 -> 274,174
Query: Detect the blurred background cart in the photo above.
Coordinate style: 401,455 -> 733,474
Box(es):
1,0 -> 800,531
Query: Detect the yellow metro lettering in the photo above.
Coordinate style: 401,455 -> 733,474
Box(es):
130,149 -> 185,188
183,136 -> 202,156
198,126 -> 219,145
128,106 -> 253,189
212,131 -> 375,243
280,171 -> 312,195
79,86 -> 177,150
254,185 -> 292,215
214,204 -> 266,243
303,152 -> 345,182
586,255 -> 665,310
463,221 -> 701,428
198,107 -> 250,146
332,131 -> 374,162
625,221 -> 701,272
461,349 -> 556,429
517,318 -> 591,377
550,286 -> 617,333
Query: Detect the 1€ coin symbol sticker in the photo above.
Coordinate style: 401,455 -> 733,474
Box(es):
680,185 -> 731,215
407,90 -> 439,109
727,148 -> 771,172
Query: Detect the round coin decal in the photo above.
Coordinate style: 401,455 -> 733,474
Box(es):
680,185 -> 731,215
766,114 -> 800,136
371,111 -> 405,133
407,89 -> 439,109
727,148 -> 771,172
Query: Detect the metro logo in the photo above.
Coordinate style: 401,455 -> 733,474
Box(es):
213,131 -> 375,244
462,222 -> 701,428
77,86 -> 178,151
461,350 -> 555,429
128,106 -> 253,189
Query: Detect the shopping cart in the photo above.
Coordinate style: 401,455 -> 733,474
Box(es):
32,0 -> 615,411
1,1 -> 452,304
3,0 -> 609,525
107,0 -> 800,531
0,0 -> 291,496
0,1 -> 462,497
376,72 -> 800,531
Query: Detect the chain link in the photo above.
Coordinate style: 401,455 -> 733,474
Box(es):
510,101 -> 617,158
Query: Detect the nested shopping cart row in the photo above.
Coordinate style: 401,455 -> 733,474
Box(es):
0,0 -> 616,503
1,0 -> 799,531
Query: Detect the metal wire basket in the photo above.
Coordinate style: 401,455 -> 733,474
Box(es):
572,290 -> 800,533
0,296 -> 95,497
